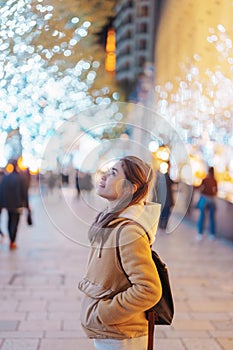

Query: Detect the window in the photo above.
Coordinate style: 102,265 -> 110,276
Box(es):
138,5 -> 149,17
140,22 -> 148,33
138,56 -> 145,68
137,22 -> 148,33
137,39 -> 147,50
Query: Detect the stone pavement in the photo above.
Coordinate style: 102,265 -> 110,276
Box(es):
0,187 -> 233,350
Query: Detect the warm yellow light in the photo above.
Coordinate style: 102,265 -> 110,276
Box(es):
105,28 -> 116,72
6,164 -> 14,173
105,52 -> 116,72
160,162 -> 168,174
106,29 -> 116,53
17,156 -> 28,171
30,168 -> 39,175
156,148 -> 169,161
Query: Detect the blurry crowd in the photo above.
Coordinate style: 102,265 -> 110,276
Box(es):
39,169 -> 94,198
0,159 -> 31,250
0,158 -> 218,250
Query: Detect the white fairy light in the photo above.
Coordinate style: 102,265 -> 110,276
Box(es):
0,0 -> 119,171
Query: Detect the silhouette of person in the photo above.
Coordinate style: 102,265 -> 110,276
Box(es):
154,163 -> 174,230
0,160 -> 25,249
196,166 -> 218,240
0,169 -> 5,238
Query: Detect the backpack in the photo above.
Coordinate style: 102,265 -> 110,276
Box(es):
116,220 -> 174,350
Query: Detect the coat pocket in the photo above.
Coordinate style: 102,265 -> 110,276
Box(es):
78,278 -> 114,330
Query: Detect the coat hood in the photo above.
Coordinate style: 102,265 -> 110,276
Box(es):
118,202 -> 161,244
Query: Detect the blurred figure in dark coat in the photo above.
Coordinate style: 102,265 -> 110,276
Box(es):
153,163 -> 174,230
0,169 -> 5,238
0,160 -> 26,249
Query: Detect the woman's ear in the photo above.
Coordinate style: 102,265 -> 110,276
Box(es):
132,183 -> 137,194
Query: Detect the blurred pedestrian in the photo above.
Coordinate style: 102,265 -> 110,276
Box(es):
153,163 -> 174,230
78,156 -> 162,350
47,171 -> 57,195
0,160 -> 25,250
75,169 -> 81,198
20,167 -> 32,226
0,169 -> 5,238
196,166 -> 218,241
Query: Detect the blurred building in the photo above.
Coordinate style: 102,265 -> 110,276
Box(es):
114,0 -> 163,95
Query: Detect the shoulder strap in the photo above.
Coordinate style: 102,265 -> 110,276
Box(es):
115,219 -> 155,350
115,220 -> 133,279
116,219 -> 151,278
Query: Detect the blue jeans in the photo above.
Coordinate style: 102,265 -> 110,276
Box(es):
197,195 -> 216,235
94,336 -> 148,350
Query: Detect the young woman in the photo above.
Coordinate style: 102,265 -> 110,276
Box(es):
78,156 -> 162,350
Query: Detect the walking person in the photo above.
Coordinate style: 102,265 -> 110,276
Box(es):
153,162 -> 174,230
196,166 -> 218,240
0,169 -> 5,239
0,160 -> 25,250
78,156 -> 162,350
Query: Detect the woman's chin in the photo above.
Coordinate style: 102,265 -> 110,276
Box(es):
96,188 -> 106,198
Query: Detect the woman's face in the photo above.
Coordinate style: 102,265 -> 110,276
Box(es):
96,161 -> 128,201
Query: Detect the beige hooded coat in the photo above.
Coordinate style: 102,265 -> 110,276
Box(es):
78,202 -> 162,339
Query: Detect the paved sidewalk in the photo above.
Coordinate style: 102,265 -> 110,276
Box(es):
0,188 -> 232,350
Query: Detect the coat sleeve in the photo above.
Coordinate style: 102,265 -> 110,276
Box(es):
97,225 -> 162,325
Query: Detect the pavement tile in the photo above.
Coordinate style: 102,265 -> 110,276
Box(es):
171,319 -> 215,331
0,332 -> 43,339
1,193 -> 233,349
26,313 -> 49,321
18,320 -> 61,331
190,312 -> 232,321
63,319 -> 81,331
0,313 -> 26,321
17,301 -> 47,312
31,288 -> 66,299
47,301 -> 79,312
1,339 -> 39,350
173,312 -> 192,320
48,312 -> 80,320
162,329 -> 210,338
39,338 -> 94,350
212,320 -> 233,331
188,301 -> 233,313
0,321 -> 18,332
154,339 -> 186,350
182,338 -> 222,350
45,330 -> 85,338
154,329 -> 166,338
209,330 -> 233,338
0,301 -> 18,312
217,338 -> 233,350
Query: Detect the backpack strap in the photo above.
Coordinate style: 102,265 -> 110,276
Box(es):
116,220 -> 134,281
116,219 -> 150,273
115,219 -> 155,350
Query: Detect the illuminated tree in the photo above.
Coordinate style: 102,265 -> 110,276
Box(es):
0,0 -> 120,169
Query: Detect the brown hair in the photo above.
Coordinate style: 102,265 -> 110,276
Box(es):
120,156 -> 153,206
88,156 -> 153,243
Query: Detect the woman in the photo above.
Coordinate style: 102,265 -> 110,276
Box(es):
197,166 -> 218,240
78,156 -> 162,350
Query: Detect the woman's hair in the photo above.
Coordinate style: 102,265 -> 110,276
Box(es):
208,166 -> 214,177
88,156 -> 153,243
120,156 -> 153,206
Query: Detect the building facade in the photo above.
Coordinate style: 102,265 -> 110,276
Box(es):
114,0 -> 162,88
